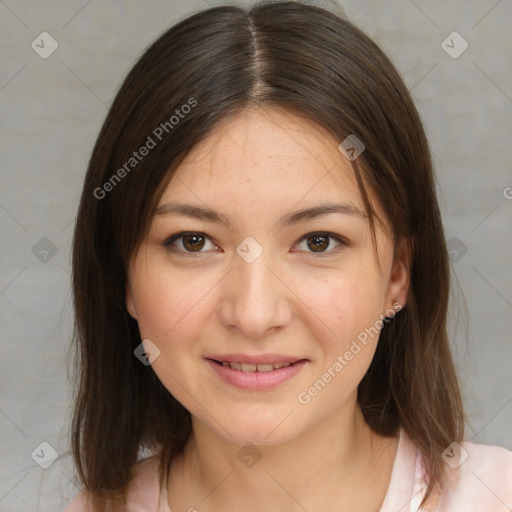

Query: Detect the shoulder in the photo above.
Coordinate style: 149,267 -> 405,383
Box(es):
61,489 -> 90,512
61,455 -> 163,512
437,440 -> 512,511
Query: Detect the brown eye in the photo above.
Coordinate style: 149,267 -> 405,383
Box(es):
306,234 -> 330,252
295,232 -> 348,255
163,232 -> 217,256
182,234 -> 206,252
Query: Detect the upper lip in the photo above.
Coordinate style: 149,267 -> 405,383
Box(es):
206,354 -> 306,365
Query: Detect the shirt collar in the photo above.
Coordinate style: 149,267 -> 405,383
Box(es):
378,427 -> 420,512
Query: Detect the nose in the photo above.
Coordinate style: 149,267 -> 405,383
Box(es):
217,247 -> 293,339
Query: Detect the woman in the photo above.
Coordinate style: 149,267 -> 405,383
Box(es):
63,2 -> 512,511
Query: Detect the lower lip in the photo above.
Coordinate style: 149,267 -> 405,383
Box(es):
205,359 -> 308,390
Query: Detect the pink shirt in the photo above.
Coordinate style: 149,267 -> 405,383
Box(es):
62,429 -> 512,511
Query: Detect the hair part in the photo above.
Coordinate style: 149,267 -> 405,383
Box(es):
70,2 -> 464,510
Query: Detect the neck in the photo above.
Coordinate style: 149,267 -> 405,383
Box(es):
169,392 -> 397,512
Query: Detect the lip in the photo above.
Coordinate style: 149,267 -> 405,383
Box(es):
204,353 -> 303,365
205,358 -> 308,390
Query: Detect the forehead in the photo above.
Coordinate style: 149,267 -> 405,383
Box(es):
162,107 -> 362,206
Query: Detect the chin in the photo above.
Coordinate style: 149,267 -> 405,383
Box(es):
207,407 -> 306,447
229,428 -> 296,448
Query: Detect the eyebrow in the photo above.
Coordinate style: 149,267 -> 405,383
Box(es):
154,201 -> 367,229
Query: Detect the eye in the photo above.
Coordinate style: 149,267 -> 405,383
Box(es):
163,231 -> 219,257
294,232 -> 348,256
162,231 -> 348,257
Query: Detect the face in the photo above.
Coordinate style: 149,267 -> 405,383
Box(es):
126,107 -> 409,447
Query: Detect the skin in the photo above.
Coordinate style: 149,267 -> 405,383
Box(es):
126,106 -> 411,512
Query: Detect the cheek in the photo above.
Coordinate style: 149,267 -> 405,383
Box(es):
295,275 -> 385,412
299,268 -> 385,347
130,268 -> 214,402
130,264 -> 213,344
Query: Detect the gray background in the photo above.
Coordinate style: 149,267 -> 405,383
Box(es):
1,0 -> 511,510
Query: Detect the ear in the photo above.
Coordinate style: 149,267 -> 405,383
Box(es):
384,237 -> 411,313
126,281 -> 138,320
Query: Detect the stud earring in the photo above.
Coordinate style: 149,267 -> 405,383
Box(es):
383,299 -> 402,320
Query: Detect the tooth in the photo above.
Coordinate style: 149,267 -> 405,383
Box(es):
257,363 -> 274,372
224,360 -> 296,371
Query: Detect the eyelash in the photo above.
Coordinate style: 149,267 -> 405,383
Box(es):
161,231 -> 349,258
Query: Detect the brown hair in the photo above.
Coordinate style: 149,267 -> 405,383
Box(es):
69,1 -> 464,510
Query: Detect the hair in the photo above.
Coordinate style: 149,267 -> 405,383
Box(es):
69,1 -> 465,510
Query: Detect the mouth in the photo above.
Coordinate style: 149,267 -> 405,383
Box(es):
207,358 -> 307,373
205,356 -> 309,390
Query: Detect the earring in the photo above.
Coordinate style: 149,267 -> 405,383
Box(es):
383,299 -> 401,320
